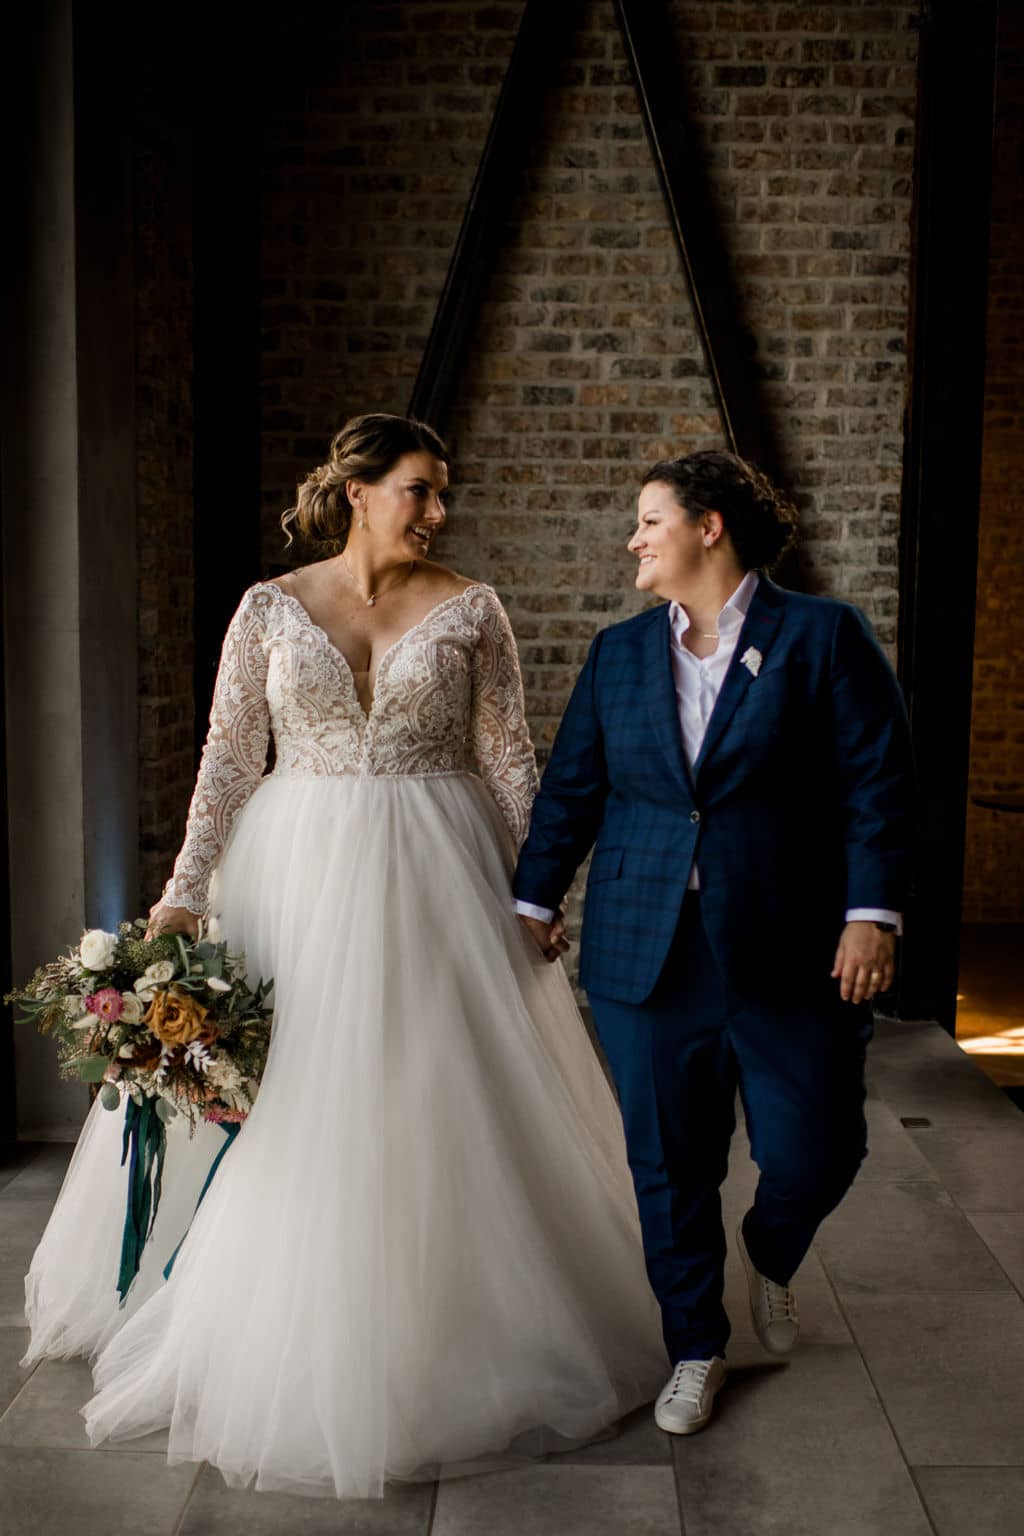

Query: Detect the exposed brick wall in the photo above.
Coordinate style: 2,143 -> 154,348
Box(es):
259,1 -> 517,571
255,1 -> 920,964
135,122 -> 194,912
444,1 -> 917,761
259,0 -> 918,655
963,5 -> 1024,925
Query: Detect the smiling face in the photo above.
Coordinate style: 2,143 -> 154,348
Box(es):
627,480 -> 713,598
347,451 -> 450,560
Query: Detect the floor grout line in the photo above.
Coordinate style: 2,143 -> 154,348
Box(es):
815,1253 -> 940,1536
669,1439 -> 690,1536
170,1459 -> 206,1536
422,1477 -> 440,1535
0,1351 -> 44,1424
891,1094 -> 1024,1303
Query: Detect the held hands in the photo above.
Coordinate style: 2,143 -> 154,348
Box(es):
144,900 -> 200,942
518,913 -> 570,964
831,921 -> 896,1004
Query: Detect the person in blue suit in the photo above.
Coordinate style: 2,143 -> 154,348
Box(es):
514,450 -> 913,1435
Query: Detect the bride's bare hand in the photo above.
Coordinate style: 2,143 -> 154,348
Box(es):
145,901 -> 200,942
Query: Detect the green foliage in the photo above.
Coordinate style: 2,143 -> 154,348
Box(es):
8,915 -> 275,1129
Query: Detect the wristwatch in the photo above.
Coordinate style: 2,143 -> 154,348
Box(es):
873,922 -> 897,933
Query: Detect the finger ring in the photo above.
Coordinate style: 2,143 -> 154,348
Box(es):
870,970 -> 881,980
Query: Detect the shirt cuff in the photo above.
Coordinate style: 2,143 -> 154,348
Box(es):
845,908 -> 903,936
514,899 -> 557,924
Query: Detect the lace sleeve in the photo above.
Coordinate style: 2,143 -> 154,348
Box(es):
469,588 -> 539,851
161,587 -> 272,915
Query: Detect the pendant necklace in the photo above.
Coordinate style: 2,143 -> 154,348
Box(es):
341,552 -> 415,608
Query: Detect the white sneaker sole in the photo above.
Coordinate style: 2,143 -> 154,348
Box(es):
654,1404 -> 713,1435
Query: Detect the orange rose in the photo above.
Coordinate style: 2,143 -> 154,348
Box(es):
143,986 -> 212,1048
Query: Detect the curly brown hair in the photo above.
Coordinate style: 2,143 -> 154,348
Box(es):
641,450 -> 798,572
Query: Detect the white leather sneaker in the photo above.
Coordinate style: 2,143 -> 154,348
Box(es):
654,1356 -> 726,1434
737,1222 -> 800,1355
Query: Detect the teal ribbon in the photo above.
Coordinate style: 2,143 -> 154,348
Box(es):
117,1096 -> 167,1303
162,1121 -> 241,1282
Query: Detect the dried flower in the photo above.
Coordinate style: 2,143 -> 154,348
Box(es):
86,987 -> 124,1023
143,986 -> 213,1048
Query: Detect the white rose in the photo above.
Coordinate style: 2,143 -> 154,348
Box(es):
119,993 -> 144,1023
207,976 -> 231,993
204,1058 -> 239,1088
79,929 -> 119,971
144,960 -> 176,984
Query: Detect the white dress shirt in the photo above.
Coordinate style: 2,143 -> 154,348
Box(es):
516,571 -> 900,932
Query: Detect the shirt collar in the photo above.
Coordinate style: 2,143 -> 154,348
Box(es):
669,570 -> 760,640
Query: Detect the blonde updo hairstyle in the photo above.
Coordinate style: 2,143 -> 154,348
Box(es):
282,413 -> 451,551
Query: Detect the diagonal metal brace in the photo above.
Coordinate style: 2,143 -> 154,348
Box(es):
614,0 -> 781,476
408,0 -> 579,430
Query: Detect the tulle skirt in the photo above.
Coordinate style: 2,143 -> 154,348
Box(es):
66,771 -> 665,1496
23,1099 -> 227,1364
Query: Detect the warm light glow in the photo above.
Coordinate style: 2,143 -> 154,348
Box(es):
960,1025 -> 1024,1058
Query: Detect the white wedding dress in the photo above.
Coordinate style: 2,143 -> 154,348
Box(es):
28,581 -> 666,1497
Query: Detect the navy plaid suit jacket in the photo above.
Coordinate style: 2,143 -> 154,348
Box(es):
513,577 -> 914,1006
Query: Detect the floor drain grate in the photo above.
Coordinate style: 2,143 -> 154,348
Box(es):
899,1116 -> 932,1128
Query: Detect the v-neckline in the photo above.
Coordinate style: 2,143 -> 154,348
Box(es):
256,581 -> 485,722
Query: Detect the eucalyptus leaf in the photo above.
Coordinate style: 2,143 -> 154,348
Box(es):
99,1082 -> 121,1111
77,1055 -> 109,1083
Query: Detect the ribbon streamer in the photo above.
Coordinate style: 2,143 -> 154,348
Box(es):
162,1120 -> 241,1282
116,1096 -> 167,1303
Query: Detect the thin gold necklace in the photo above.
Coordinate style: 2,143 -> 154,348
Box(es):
341,552 -> 415,608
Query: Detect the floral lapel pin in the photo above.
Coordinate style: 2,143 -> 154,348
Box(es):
740,646 -> 763,678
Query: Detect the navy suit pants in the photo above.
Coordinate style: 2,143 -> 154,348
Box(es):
588,893 -> 871,1363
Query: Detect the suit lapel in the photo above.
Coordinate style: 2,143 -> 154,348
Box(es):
693,578 -> 786,782
643,607 -> 694,798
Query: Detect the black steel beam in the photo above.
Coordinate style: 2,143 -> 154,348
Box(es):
614,0 -> 782,480
408,0 -> 580,430
189,20 -> 264,764
896,0 -> 999,1030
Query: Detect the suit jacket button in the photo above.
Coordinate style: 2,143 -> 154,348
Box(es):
690,809 -> 701,823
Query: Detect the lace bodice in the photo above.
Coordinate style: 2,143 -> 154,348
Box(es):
162,582 -> 539,915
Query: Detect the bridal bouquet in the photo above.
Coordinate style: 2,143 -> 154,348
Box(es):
6,918 -> 273,1297
6,917 -> 273,1126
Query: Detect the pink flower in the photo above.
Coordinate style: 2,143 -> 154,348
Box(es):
86,987 -> 124,1023
202,1106 -> 248,1124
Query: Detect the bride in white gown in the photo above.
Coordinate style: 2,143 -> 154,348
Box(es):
26,413 -> 666,1498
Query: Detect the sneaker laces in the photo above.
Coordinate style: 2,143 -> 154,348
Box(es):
761,1275 -> 798,1324
665,1359 -> 713,1408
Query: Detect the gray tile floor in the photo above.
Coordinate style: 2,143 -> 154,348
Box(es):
2,1018 -> 1023,1535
